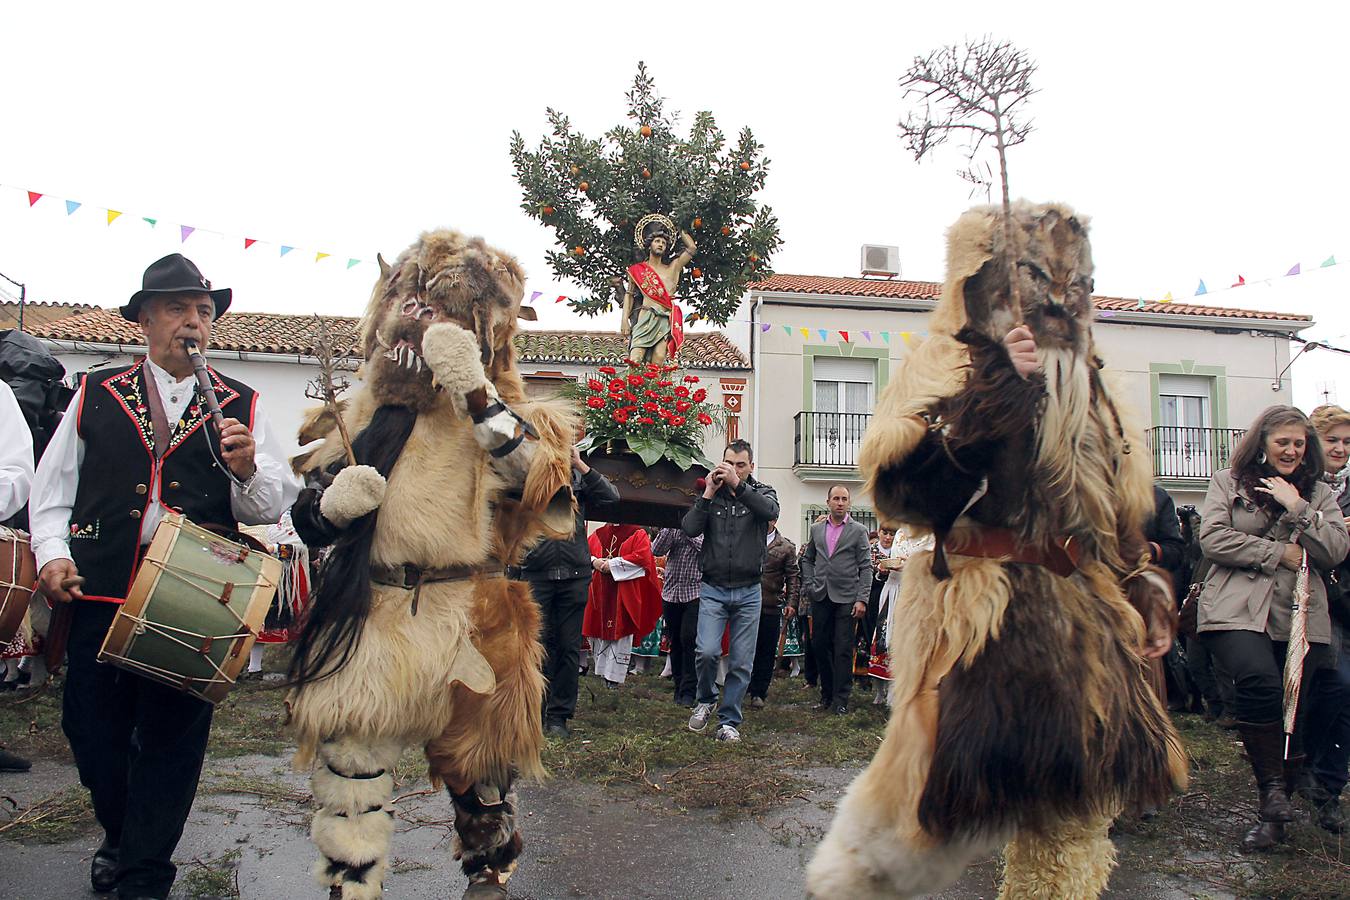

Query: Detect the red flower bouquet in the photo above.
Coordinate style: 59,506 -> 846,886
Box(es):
567,360 -> 725,470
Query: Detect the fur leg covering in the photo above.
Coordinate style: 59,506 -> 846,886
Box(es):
311,737 -> 402,900
805,680 -> 1008,899
450,778 -> 523,892
998,815 -> 1117,900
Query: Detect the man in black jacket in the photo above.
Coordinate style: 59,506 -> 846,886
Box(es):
681,439 -> 779,742
519,445 -> 619,737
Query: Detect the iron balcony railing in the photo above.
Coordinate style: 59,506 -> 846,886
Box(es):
793,415 -> 1242,480
1147,426 -> 1246,479
794,411 -> 873,467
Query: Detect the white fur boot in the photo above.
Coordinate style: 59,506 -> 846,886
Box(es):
311,737 -> 403,900
806,772 -> 1007,899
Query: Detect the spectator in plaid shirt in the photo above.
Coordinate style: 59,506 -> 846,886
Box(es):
652,527 -> 703,706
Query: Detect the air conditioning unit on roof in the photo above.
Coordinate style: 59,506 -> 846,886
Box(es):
861,244 -> 901,278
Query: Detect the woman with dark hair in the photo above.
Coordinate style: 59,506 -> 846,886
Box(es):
1304,404 -> 1350,832
1198,405 -> 1349,851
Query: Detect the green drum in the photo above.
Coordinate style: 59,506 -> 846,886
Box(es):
99,513 -> 281,704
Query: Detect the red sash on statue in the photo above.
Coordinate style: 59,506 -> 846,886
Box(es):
627,262 -> 684,354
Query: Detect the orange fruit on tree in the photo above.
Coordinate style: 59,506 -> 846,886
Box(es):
542,206 -> 555,216
692,267 -> 702,278
692,217 -> 702,228
720,225 -> 731,236
570,165 -> 580,176
739,160 -> 751,170
574,246 -> 585,256
640,125 -> 652,137
641,168 -> 651,179
579,181 -> 590,192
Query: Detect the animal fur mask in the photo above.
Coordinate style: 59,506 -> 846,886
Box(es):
933,200 -> 1095,355
358,230 -> 535,412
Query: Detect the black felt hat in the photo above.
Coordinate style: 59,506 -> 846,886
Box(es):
120,253 -> 232,322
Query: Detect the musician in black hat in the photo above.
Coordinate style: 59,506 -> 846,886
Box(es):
29,253 -> 299,899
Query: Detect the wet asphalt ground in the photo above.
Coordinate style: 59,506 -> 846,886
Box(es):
0,752 -> 1233,899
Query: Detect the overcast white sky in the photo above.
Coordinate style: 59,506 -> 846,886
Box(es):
2,1 -> 1347,411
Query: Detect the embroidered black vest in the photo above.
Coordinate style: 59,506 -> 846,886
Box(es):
69,360 -> 257,600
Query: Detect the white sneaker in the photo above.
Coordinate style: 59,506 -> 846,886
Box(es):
715,724 -> 741,742
687,702 -> 715,732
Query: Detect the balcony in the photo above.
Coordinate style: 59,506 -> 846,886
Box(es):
792,416 -> 1241,481
1147,426 -> 1245,480
793,411 -> 873,469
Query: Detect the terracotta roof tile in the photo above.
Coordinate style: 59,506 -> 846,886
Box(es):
748,274 -> 1311,323
32,308 -> 749,370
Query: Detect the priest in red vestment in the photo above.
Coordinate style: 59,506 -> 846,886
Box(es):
583,524 -> 663,686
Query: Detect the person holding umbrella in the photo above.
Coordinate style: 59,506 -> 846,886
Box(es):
1197,405 -> 1349,852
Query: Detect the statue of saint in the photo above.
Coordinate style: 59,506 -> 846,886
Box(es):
621,214 -> 697,365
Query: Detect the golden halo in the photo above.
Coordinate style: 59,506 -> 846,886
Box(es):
634,213 -> 677,249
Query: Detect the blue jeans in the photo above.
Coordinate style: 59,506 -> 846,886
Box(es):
695,582 -> 762,728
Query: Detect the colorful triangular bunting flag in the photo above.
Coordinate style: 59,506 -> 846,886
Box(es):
1162,292 -> 1173,304
143,217 -> 157,227
1195,280 -> 1206,295
107,209 -> 122,225
901,332 -> 914,347
315,252 -> 330,262
817,329 -> 828,342
1232,275 -> 1246,287
65,200 -> 81,215
1286,263 -> 1301,277
760,323 -> 771,333
180,225 -> 194,242
782,325 -> 792,336
861,330 -> 872,342
1322,256 -> 1337,268
839,330 -> 850,342
280,246 -> 294,256
799,327 -> 809,339
529,291 -> 541,303
346,258 -> 360,269
556,295 -> 567,304
881,332 -> 890,343
244,238 -> 257,249
26,191 -> 42,207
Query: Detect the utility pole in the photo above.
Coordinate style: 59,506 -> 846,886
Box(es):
0,270 -> 25,332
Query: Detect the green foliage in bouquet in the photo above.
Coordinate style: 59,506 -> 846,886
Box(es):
566,360 -> 725,471
509,61 -> 782,326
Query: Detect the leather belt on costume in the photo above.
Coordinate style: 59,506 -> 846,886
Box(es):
370,561 -> 507,615
943,526 -> 1083,578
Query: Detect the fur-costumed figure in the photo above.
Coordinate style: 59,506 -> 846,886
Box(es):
285,230 -> 577,900
805,201 -> 1188,900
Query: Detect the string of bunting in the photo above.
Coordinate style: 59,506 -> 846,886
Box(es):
5,183 -> 369,270
1122,256 -> 1340,313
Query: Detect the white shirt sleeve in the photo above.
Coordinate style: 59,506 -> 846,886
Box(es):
0,381 -> 34,522
229,394 -> 302,527
608,556 -> 647,582
30,386 -> 86,571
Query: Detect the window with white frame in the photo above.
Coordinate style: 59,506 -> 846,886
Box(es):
1156,373 -> 1215,476
808,357 -> 875,465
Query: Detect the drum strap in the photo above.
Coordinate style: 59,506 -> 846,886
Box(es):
141,363 -> 172,459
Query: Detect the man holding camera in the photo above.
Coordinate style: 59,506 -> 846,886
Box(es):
681,439 -> 779,742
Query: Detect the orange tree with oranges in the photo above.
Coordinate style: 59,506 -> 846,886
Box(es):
565,360 -> 725,470
509,62 -> 781,326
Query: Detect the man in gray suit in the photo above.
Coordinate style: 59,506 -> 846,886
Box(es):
800,485 -> 871,714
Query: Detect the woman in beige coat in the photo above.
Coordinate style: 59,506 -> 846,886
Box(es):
1198,405 -> 1349,852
